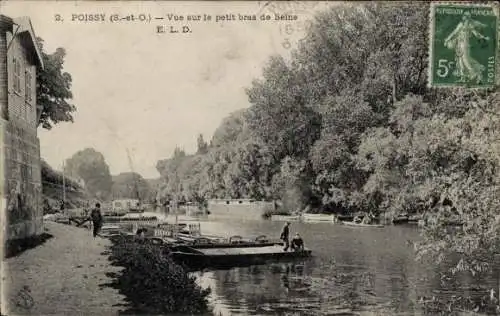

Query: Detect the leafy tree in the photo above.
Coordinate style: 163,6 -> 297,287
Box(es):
211,109 -> 247,147
271,157 -> 311,213
111,172 -> 151,201
245,55 -> 322,161
64,148 -> 113,200
222,140 -> 274,200
196,134 -> 208,155
41,159 -> 87,211
36,38 -> 76,129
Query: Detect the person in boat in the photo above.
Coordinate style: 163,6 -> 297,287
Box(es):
362,213 -> 372,225
90,203 -> 103,238
353,214 -> 363,224
361,211 -> 377,225
291,233 -> 304,251
280,222 -> 291,251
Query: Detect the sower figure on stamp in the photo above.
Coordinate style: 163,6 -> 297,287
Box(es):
89,203 -> 103,238
444,11 -> 490,84
280,222 -> 291,251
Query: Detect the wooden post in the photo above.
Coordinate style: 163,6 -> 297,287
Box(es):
62,161 -> 66,206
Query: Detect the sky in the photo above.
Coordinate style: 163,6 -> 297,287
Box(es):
1,1 -> 333,178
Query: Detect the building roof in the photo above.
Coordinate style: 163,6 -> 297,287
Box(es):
1,15 -> 44,69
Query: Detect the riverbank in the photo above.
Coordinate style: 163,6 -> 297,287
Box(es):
2,222 -> 126,315
106,235 -> 211,314
2,221 -> 213,315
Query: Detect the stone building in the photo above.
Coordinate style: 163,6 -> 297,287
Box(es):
0,15 -> 44,242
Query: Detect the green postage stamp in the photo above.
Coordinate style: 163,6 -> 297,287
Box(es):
429,2 -> 499,88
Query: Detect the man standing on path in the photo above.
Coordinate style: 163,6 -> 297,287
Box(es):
90,203 -> 103,238
280,222 -> 291,251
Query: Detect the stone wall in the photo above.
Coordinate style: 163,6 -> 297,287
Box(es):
1,118 -> 43,240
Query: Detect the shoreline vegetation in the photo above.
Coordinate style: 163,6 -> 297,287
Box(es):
106,236 -> 211,315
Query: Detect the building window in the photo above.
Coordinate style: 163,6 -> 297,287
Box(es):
13,58 -> 22,94
25,68 -> 32,103
21,164 -> 28,180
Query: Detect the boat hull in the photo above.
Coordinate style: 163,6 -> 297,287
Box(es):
392,215 -> 422,225
171,245 -> 312,269
337,215 -> 355,221
341,221 -> 384,228
270,215 -> 301,221
302,214 -> 336,222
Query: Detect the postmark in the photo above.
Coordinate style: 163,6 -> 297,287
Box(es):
256,1 -> 319,51
428,2 -> 499,88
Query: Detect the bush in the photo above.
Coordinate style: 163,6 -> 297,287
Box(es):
108,238 -> 210,314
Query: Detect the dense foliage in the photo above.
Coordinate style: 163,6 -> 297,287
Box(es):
111,172 -> 154,201
35,38 -> 78,212
108,237 -> 210,314
41,159 -> 87,212
36,38 -> 76,129
155,2 -> 500,312
64,148 -> 113,200
156,3 -> 430,212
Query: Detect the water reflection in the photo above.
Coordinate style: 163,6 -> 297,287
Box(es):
158,212 -> 494,315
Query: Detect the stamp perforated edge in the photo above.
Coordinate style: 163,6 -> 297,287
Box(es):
427,1 -> 500,89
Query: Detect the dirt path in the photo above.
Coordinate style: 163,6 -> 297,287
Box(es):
2,222 -> 126,315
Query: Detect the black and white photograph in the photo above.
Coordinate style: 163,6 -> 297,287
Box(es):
1,1 -> 499,315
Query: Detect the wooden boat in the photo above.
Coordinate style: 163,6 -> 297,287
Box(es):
341,221 -> 384,228
99,224 -> 122,237
302,213 -> 336,222
171,244 -> 312,269
337,214 -> 355,221
392,214 -> 422,225
171,235 -> 282,249
103,215 -> 158,222
270,215 -> 301,221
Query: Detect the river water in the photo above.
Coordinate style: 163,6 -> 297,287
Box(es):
145,211 -> 495,315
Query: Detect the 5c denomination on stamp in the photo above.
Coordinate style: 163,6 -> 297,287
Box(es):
429,2 -> 498,88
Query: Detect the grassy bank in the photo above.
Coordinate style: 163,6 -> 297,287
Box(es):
106,236 -> 211,315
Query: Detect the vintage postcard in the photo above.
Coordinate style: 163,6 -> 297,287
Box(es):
1,1 -> 500,315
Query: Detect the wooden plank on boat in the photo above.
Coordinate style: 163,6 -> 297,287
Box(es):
198,245 -> 294,256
